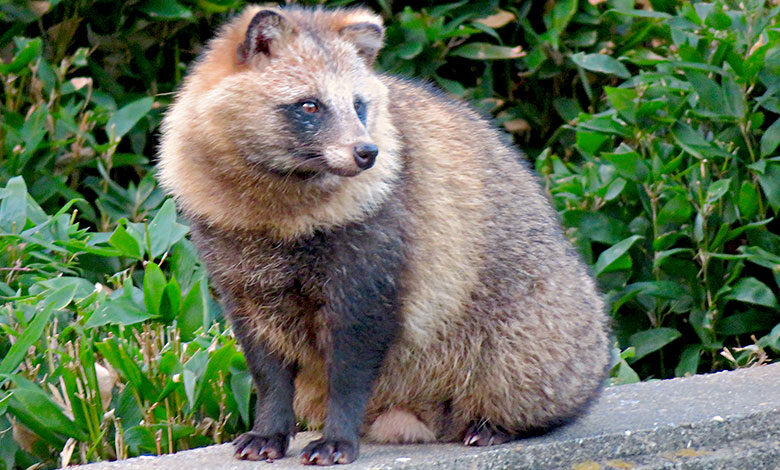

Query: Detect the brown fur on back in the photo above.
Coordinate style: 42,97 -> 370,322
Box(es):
159,5 -> 611,443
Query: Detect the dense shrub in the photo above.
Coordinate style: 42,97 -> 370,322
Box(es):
0,0 -> 778,467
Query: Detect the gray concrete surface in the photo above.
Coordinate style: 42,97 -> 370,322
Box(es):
76,363 -> 780,469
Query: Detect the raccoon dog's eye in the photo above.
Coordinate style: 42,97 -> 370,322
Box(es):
301,101 -> 319,113
354,98 -> 367,125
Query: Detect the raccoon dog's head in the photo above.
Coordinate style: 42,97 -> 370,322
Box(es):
210,6 -> 389,181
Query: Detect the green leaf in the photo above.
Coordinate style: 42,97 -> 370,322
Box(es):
628,327 -> 682,362
0,38 -> 41,74
723,73 -> 746,119
724,277 -> 779,309
759,323 -> 780,353
629,280 -> 690,300
761,118 -> 780,157
434,74 -> 465,97
451,43 -> 525,60
96,338 -> 158,400
543,0 -> 577,48
716,310 -> 778,335
601,144 -> 649,182
0,284 -> 77,376
553,97 -> 582,122
757,163 -> 780,210
143,262 -> 166,316
690,309 -> 719,350
85,297 -> 154,327
657,193 -> 693,226
108,224 -> 143,259
575,131 -> 609,156
159,351 -> 182,377
106,97 -> 154,141
604,87 -> 637,123
182,350 -> 207,409
724,218 -> 772,245
571,52 -> 631,79
230,370 -> 252,427
602,177 -> 627,201
5,386 -> 86,444
72,47 -> 89,67
155,378 -> 183,405
139,0 -> 193,19
563,211 -> 627,244
178,280 -> 205,341
706,178 -> 731,203
606,8 -> 671,19
0,176 -> 27,233
159,278 -> 181,324
147,199 -> 189,259
739,246 -> 780,288
35,276 -> 95,300
196,0 -> 241,13
124,426 -> 156,454
169,239 -> 200,291
193,342 -> 237,409
578,113 -> 631,137
594,235 -> 643,276
671,123 -> 732,159
675,344 -> 701,377
611,354 -> 641,385
684,71 -> 724,114
738,181 -> 760,218
704,4 -> 731,30
396,41 -> 423,60
10,378 -> 88,441
654,248 -> 694,269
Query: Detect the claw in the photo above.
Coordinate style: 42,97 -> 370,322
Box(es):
463,421 -> 514,447
233,432 -> 290,462
300,438 -> 357,465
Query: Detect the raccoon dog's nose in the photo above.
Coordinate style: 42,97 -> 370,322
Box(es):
353,143 -> 378,170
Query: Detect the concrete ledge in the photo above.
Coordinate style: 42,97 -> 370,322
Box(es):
77,363 -> 780,469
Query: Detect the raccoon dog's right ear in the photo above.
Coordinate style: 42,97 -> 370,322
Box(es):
339,21 -> 384,65
236,9 -> 293,64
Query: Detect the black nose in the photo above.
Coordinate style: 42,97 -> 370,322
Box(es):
353,143 -> 378,170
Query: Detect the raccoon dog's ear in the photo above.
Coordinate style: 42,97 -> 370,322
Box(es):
237,9 -> 293,64
339,21 -> 384,65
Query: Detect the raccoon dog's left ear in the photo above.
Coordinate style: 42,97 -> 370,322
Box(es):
237,9 -> 293,64
339,21 -> 385,65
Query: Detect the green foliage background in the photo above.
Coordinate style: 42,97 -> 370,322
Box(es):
0,0 -> 779,467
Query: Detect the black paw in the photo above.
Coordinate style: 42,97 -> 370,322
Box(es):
299,438 -> 357,465
463,421 -> 514,447
233,432 -> 290,461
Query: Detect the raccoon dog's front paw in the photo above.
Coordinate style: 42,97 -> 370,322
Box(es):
463,421 -> 514,447
233,431 -> 290,461
299,438 -> 357,465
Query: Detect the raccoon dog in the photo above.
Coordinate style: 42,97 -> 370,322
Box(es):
158,4 -> 611,466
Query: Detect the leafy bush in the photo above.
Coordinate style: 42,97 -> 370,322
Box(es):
1,3 -> 252,467
534,0 -> 780,381
0,0 -> 778,468
0,176 -> 249,467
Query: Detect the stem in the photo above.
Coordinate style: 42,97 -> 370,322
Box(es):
740,123 -> 757,163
